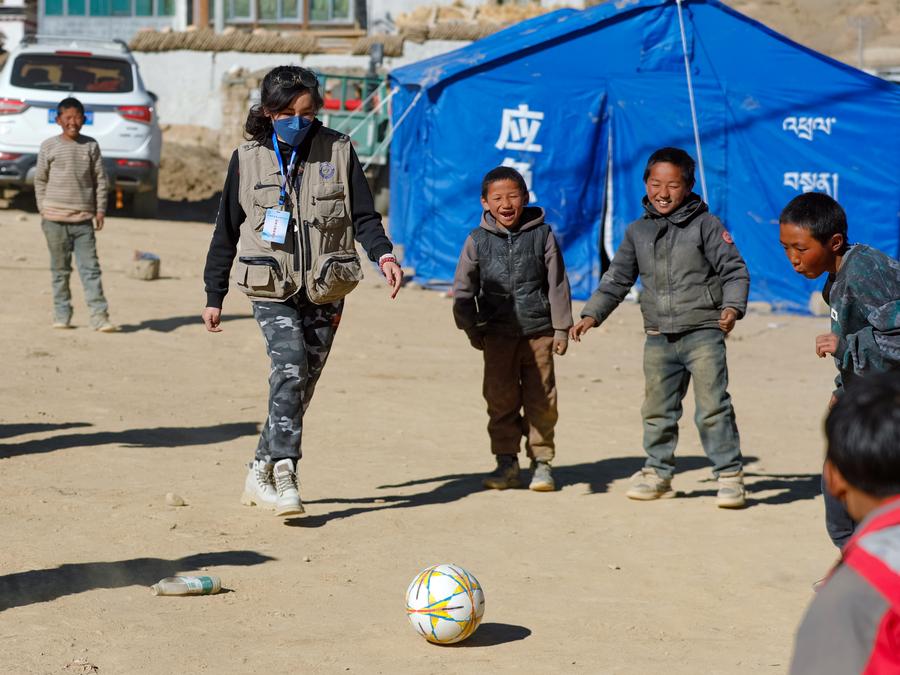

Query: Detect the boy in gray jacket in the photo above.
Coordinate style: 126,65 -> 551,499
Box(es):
571,147 -> 749,507
453,166 -> 573,492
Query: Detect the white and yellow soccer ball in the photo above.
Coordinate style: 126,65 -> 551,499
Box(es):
405,563 -> 485,644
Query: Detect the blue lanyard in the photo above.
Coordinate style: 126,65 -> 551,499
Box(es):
272,131 -> 297,208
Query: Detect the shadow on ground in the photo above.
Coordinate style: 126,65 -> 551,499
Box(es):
291,454 -> 820,527
0,422 -> 92,440
119,313 -> 253,333
155,195 -> 221,223
681,471 -> 821,506
0,422 -> 258,458
0,550 -> 275,611
451,622 -> 531,647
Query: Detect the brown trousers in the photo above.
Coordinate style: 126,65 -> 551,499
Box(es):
482,333 -> 558,462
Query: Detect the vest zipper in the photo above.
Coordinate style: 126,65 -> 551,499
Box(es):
293,217 -> 300,272
239,256 -> 280,268
302,220 -> 312,271
507,231 -> 518,321
316,255 -> 356,283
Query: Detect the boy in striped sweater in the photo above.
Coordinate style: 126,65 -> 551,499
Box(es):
35,96 -> 116,331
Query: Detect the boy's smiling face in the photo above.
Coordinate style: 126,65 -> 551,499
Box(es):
56,106 -> 84,141
779,222 -> 844,278
481,178 -> 525,229
645,161 -> 691,215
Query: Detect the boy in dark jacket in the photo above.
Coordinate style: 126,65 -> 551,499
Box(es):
571,147 -> 750,508
779,192 -> 900,548
453,166 -> 573,492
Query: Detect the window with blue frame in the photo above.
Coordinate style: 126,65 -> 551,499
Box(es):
44,0 -> 176,17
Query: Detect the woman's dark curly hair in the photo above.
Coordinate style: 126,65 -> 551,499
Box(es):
244,65 -> 324,144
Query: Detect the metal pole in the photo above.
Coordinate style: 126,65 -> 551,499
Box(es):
858,20 -> 864,69
214,0 -> 224,33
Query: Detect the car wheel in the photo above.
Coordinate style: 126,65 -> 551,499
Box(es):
132,184 -> 159,219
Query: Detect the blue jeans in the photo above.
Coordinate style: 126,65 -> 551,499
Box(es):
642,328 -> 742,479
41,219 -> 109,326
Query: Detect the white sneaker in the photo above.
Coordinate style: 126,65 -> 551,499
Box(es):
240,459 -> 277,509
273,458 -> 304,517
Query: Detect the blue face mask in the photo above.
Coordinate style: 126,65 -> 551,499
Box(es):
273,115 -> 313,147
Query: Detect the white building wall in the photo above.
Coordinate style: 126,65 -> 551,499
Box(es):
134,40 -> 468,129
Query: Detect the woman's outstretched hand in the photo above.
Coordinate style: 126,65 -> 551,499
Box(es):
382,261 -> 403,299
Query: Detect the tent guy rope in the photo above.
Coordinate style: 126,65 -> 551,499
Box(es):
676,0 -> 708,202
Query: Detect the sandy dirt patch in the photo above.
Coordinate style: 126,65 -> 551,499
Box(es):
0,209 -> 836,673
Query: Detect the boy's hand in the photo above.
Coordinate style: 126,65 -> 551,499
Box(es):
816,333 -> 840,358
381,261 -> 403,299
570,317 -> 598,342
554,337 -> 568,356
202,307 -> 222,333
94,213 -> 105,231
718,307 -> 738,334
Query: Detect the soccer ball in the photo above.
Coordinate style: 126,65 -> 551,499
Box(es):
405,563 -> 485,644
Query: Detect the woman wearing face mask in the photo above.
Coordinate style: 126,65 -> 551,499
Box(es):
201,65 -> 403,518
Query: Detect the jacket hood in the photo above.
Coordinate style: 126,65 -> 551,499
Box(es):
642,192 -> 707,225
480,206 -> 545,234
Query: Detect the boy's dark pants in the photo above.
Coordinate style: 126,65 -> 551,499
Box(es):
482,333 -> 557,463
822,474 -> 855,549
642,328 -> 742,479
252,292 -> 343,463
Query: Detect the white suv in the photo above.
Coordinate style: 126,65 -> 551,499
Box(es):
0,36 -> 162,217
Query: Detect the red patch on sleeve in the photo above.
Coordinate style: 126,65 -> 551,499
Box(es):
722,231 -> 734,244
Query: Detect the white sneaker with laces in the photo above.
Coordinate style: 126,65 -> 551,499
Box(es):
241,459 -> 277,509
273,458 -> 304,517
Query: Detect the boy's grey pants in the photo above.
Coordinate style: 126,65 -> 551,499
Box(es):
642,328 -> 743,479
252,292 -> 343,462
41,219 -> 109,325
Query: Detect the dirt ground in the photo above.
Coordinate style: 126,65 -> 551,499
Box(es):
0,208 -> 838,674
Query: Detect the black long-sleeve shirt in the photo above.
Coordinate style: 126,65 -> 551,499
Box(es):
203,122 -> 392,308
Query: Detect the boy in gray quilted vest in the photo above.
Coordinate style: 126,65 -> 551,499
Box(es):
453,166 -> 573,492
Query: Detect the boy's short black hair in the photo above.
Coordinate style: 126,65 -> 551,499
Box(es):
481,166 -> 529,205
778,192 -> 848,245
57,97 -> 84,116
826,372 -> 900,498
643,147 -> 695,187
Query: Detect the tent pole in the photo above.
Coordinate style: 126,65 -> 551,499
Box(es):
675,0 -> 708,202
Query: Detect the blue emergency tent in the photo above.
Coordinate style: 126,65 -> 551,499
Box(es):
388,0 -> 900,311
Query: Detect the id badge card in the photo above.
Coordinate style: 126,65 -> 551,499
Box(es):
261,208 -> 290,244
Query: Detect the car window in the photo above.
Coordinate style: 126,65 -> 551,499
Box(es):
10,54 -> 134,93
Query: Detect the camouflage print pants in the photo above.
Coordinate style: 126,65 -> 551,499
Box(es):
252,292 -> 343,461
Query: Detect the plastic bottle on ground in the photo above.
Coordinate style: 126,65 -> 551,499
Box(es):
151,575 -> 222,596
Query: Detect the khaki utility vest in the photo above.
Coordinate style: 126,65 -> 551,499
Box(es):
234,127 -> 362,304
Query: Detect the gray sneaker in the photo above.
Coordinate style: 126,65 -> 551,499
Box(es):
716,470 -> 746,508
625,468 -> 674,500
529,461 -> 555,492
482,455 -> 521,490
273,458 -> 305,516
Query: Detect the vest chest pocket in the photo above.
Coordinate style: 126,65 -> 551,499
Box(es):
235,255 -> 296,299
252,185 -> 284,230
312,183 -> 346,223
